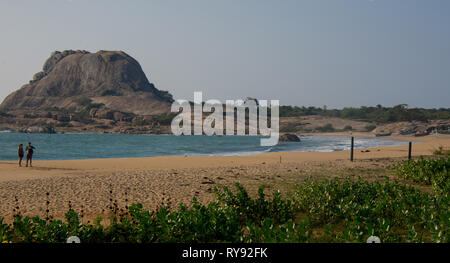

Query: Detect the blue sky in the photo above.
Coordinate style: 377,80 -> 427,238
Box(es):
0,0 -> 449,108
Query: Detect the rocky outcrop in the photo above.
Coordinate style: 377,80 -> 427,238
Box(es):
21,126 -> 55,134
89,108 -> 114,120
43,50 -> 90,74
279,133 -> 301,142
0,126 -> 12,132
0,50 -> 173,115
113,112 -> 127,122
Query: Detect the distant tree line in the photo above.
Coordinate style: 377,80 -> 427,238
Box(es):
279,104 -> 450,123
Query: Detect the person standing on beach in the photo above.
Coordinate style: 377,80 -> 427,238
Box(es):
17,144 -> 24,167
25,142 -> 36,167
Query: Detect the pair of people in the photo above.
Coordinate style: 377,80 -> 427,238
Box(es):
17,142 -> 36,167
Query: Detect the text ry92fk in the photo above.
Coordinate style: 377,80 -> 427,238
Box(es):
227,248 -> 268,258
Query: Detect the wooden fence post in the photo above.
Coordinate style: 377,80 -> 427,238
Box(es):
350,136 -> 354,162
408,142 -> 412,161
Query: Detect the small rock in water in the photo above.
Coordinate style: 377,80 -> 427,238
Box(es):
279,133 -> 301,142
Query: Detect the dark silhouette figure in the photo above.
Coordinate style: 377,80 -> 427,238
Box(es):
17,144 -> 24,167
25,142 -> 36,167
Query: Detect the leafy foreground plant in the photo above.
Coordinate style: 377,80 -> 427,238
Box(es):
393,156 -> 449,194
294,178 -> 448,243
0,179 -> 448,243
433,146 -> 450,157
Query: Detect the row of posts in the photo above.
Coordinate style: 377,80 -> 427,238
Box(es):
350,136 -> 412,162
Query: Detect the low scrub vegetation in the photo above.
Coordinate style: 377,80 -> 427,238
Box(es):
43,107 -> 73,114
433,146 -> 450,156
279,104 -> 450,123
1,175 -> 447,243
315,123 -> 335,132
0,111 -> 14,118
393,157 -> 449,194
365,124 -> 377,132
294,178 -> 448,243
101,90 -> 122,96
152,113 -> 178,125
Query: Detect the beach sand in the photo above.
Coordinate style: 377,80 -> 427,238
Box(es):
0,134 -> 448,223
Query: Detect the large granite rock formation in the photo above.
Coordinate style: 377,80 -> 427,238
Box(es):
0,50 -> 173,115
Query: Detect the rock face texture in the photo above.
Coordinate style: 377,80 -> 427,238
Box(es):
0,50 -> 173,115
21,126 -> 56,134
279,133 -> 301,142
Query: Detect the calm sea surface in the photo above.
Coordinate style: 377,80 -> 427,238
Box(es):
0,132 -> 407,161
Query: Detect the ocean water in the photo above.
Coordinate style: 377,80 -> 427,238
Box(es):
0,132 -> 407,161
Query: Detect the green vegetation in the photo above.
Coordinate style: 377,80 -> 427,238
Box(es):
280,123 -> 299,133
0,157 -> 447,243
0,111 -> 14,118
134,119 -> 149,126
279,106 -> 325,117
365,124 -> 377,132
116,111 -> 136,119
75,97 -> 104,110
75,97 -> 93,107
43,107 -> 73,114
280,123 -> 355,133
279,104 -> 450,123
1,174 -> 448,243
315,123 -> 335,132
56,122 -> 73,128
95,125 -> 111,129
23,113 -> 38,119
101,90 -> 122,96
343,125 -> 353,131
155,90 -> 174,102
433,146 -> 450,156
153,113 -> 177,125
74,97 -> 105,118
294,178 -> 448,243
393,157 -> 449,194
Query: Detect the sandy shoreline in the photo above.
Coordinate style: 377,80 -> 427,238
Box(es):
0,134 -> 448,223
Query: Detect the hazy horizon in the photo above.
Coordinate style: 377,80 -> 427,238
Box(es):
0,0 -> 449,109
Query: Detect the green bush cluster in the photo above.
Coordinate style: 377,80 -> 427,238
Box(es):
56,122 -> 73,128
43,107 -> 73,114
152,113 -> 178,125
343,125 -> 353,131
134,119 -> 149,126
315,123 -> 335,132
393,157 -> 449,194
365,124 -> 377,132
74,97 -> 105,118
279,123 -> 299,133
0,111 -> 14,118
0,177 -> 448,243
154,90 -> 174,102
294,178 -> 448,243
433,146 -> 450,156
101,90 -> 122,96
279,104 -> 450,123
0,184 -> 296,243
